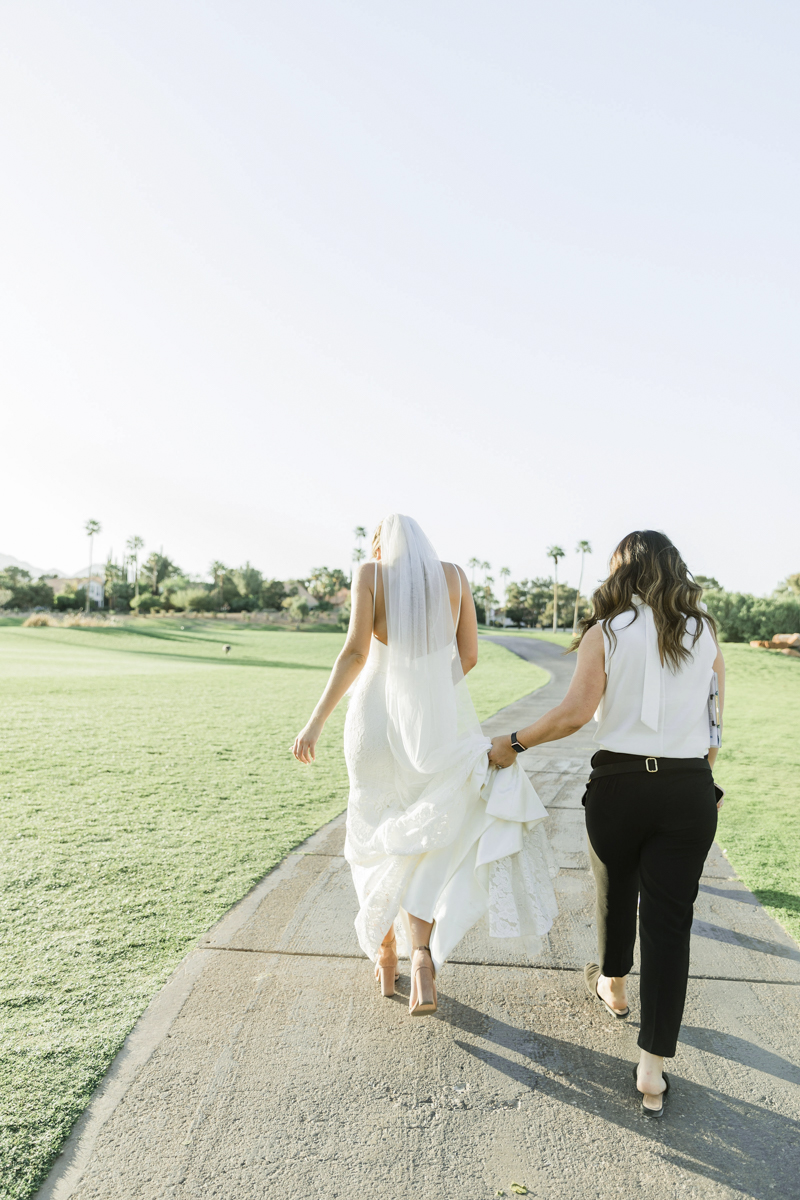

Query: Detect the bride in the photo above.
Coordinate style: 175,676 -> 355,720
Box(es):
293,514 -> 557,1016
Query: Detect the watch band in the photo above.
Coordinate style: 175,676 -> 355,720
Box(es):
510,731 -> 527,753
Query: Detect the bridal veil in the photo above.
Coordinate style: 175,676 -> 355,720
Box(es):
343,513 -> 558,972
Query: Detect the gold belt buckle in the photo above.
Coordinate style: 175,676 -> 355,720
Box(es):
645,757 -> 658,773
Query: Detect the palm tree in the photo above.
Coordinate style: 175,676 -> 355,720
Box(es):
482,561 -> 491,586
467,557 -> 480,587
499,566 -> 511,612
484,574 -> 495,625
352,526 -> 367,580
546,545 -> 565,632
84,519 -> 102,613
210,560 -> 227,611
572,540 -> 592,636
126,535 -> 144,600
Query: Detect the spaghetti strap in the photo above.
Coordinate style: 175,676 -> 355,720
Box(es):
373,560 -> 378,625
454,564 -> 462,634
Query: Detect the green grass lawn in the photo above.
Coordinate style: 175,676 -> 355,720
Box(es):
712,645 -> 800,945
0,620 -> 546,1200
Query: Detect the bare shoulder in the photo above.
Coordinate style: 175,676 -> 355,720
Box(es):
443,561 -> 467,583
442,560 -> 466,594
578,624 -> 605,655
353,560 -> 377,592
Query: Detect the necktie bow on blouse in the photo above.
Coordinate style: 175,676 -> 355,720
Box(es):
632,595 -> 661,732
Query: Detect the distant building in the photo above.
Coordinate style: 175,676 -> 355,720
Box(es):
42,575 -> 105,608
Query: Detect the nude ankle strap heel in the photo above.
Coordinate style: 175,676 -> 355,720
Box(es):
377,965 -> 396,997
375,937 -> 399,998
409,945 -> 437,1016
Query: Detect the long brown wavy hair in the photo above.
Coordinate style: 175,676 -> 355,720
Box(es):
573,530 -> 716,669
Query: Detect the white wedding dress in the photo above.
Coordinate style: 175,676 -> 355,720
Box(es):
343,514 -> 558,973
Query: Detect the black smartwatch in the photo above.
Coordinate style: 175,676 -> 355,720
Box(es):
510,731 -> 527,753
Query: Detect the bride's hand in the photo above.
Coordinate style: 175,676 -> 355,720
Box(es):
488,735 -> 517,769
293,719 -> 322,764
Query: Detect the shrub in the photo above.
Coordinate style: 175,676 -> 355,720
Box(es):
21,613 -> 117,628
283,596 -> 310,622
169,589 -> 215,612
56,591 -> 82,611
0,567 -> 55,610
129,593 -> 159,614
307,567 -> 348,604
261,578 -> 288,610
61,614 -> 115,628
704,591 -> 800,643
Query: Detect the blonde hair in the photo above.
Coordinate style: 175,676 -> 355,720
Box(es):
371,522 -> 383,559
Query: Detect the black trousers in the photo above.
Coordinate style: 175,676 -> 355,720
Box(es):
584,752 -> 718,1057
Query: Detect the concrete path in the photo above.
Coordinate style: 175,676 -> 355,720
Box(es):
38,637 -> 800,1200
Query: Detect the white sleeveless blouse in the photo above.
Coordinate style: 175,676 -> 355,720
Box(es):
593,597 -> 717,758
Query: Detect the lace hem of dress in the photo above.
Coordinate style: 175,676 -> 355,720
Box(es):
345,741 -> 560,972
349,818 -> 559,971
487,823 -> 559,939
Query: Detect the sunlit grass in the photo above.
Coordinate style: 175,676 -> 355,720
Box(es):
712,645 -> 800,945
1,621 -> 795,1197
0,620 -> 545,1198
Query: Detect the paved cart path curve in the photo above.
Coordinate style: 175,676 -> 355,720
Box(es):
37,635 -> 800,1200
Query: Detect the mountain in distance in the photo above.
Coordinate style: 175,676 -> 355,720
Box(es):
0,553 -> 67,579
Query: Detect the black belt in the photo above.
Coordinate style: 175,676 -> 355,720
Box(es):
581,751 -> 718,808
589,753 -> 711,782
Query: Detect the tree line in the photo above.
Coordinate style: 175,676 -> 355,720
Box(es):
465,540 -> 593,633
0,556 -> 352,619
101,557 -> 349,617
491,572 -> 800,641
3,518 -> 798,643
697,574 -> 800,643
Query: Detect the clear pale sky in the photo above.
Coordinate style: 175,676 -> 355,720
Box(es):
1,2 -> 797,594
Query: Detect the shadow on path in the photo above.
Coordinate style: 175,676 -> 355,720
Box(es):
692,920 -> 800,962
679,1025 -> 800,1087
436,993 -> 800,1198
